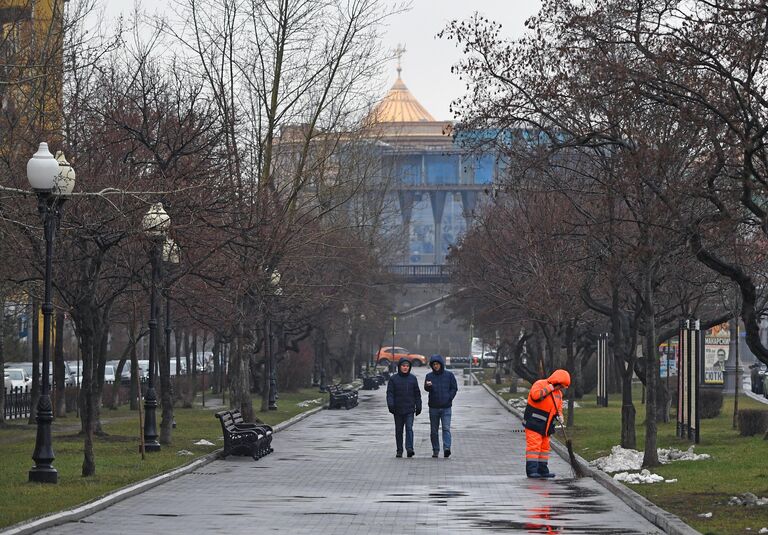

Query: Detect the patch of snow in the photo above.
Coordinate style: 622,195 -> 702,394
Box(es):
759,528 -> 768,534
297,398 -> 323,407
176,449 -> 194,456
507,397 -> 527,410
664,479 -> 678,483
729,493 -> 768,507
591,445 -> 710,473
193,439 -> 215,446
613,470 -> 664,484
697,512 -> 712,518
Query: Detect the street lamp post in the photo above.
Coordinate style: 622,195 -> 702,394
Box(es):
28,143 -> 75,484
141,203 -> 170,453
391,314 -> 396,374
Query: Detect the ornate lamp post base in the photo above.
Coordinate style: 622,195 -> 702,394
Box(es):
29,394 -> 58,483
142,385 -> 161,452
29,467 -> 58,484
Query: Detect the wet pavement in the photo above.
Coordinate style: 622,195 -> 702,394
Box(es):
42,369 -> 663,534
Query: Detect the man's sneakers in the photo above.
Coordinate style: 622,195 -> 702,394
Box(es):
432,451 -> 439,458
444,449 -> 451,458
407,450 -> 415,458
396,451 -> 403,458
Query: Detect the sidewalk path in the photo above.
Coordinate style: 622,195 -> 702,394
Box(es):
43,369 -> 663,534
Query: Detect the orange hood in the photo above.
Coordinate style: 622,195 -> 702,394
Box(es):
547,369 -> 571,387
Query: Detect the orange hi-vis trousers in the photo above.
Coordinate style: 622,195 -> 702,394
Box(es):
525,428 -> 550,463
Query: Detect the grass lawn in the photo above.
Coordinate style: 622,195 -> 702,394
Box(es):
481,371 -> 768,535
0,387 -> 325,529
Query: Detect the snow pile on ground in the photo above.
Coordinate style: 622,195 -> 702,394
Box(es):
697,512 -> 713,518
176,449 -> 194,456
759,527 -> 768,533
613,470 -> 665,484
193,439 -> 215,446
591,445 -> 710,473
729,493 -> 768,506
297,398 -> 323,407
507,397 -> 527,411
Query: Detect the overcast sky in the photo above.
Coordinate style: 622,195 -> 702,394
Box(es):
100,1 -> 542,121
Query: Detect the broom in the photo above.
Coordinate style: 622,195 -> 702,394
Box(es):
556,417 -> 586,478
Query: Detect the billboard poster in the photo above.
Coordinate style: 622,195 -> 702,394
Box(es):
704,323 -> 729,384
659,339 -> 678,377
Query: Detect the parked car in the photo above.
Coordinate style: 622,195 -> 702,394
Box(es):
120,360 -> 150,385
169,360 -> 187,375
5,361 -> 76,387
374,346 -> 427,367
479,351 -> 498,368
4,371 -> 13,391
445,355 -> 479,368
5,368 -> 32,390
104,365 -> 116,384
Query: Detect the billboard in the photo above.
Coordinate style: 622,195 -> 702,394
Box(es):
704,323 -> 729,384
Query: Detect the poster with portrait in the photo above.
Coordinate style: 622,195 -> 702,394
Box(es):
659,340 -> 678,377
704,323 -> 729,384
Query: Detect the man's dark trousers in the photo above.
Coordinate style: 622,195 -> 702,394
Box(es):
394,413 -> 414,453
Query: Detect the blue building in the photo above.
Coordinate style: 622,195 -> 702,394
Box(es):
365,70 -> 497,265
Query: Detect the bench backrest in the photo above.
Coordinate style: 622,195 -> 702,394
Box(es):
215,411 -> 240,433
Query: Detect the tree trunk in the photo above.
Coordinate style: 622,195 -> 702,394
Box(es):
93,329 -> 109,435
0,292 -> 5,424
732,318 -> 740,429
54,310 -> 66,417
260,323 -> 271,412
78,328 -> 97,476
191,329 -> 198,402
232,334 -> 254,420
620,371 -> 636,449
159,316 -> 174,445
642,268 -> 660,468
565,321 -> 576,427
174,328 -> 183,401
212,334 -> 221,394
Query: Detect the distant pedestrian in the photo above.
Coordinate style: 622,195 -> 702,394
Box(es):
386,358 -> 421,458
424,354 -> 457,458
522,369 -> 570,478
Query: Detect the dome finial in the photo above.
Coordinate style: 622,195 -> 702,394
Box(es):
395,43 -> 406,78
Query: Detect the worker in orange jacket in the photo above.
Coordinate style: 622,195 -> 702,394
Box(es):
522,369 -> 571,478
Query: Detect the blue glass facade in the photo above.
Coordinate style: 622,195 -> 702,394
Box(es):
385,146 -> 496,264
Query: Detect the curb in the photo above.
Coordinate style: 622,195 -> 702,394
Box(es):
1,403 -> 328,535
480,382 -> 702,535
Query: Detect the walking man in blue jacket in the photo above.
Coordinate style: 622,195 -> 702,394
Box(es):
424,355 -> 458,458
386,358 -> 422,458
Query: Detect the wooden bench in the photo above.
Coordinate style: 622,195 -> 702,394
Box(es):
215,410 -> 273,460
327,384 -> 358,409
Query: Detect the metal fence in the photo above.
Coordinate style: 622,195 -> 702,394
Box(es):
3,375 -> 210,421
3,386 -> 32,420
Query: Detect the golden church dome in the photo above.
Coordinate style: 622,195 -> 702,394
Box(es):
366,75 -> 436,124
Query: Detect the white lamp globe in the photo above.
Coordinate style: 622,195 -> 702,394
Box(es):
54,151 -> 76,196
27,143 -> 59,191
142,203 -> 171,237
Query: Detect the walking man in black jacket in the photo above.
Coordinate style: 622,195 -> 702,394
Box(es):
386,358 -> 421,458
424,354 -> 458,458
